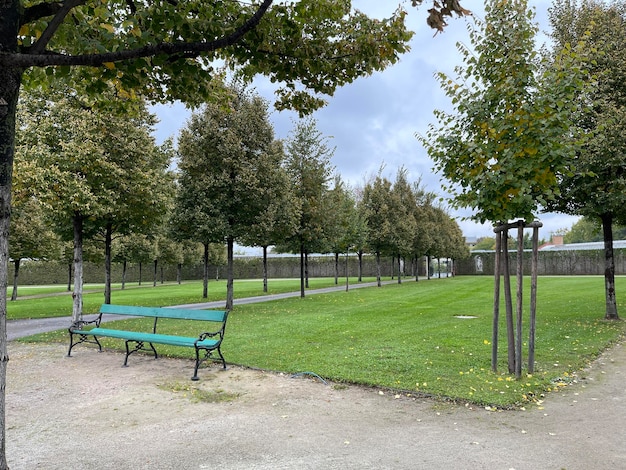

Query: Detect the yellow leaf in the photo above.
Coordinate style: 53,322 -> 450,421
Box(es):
101,23 -> 115,33
18,24 -> 29,36
103,62 -> 115,70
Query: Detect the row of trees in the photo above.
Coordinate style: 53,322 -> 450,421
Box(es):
13,85 -> 468,314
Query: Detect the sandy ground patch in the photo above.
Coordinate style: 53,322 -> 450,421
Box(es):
5,341 -> 626,470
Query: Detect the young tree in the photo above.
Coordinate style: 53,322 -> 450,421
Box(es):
546,0 -> 626,320
420,0 -> 583,226
173,86 -> 284,309
420,0 -> 587,375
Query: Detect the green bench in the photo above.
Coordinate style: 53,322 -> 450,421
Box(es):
68,304 -> 229,380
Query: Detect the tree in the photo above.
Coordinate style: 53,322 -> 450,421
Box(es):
420,0 -> 584,225
473,237 -> 497,251
546,0 -> 626,320
280,118 -> 335,297
420,0 -> 587,376
390,168 -> 418,283
362,172 -> 394,287
173,86 -> 284,309
408,181 -> 437,280
237,140 -> 299,293
9,171 -> 60,299
324,175 -> 360,286
563,217 -> 601,243
113,233 -> 154,287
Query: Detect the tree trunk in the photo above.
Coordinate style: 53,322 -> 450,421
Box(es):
357,251 -> 363,282
502,229 -> 516,374
262,245 -> 268,293
121,260 -> 127,289
202,242 -> 209,298
304,251 -> 309,288
226,236 -> 234,310
72,214 -> 84,324
529,226 -> 539,373
492,228 -> 502,372
177,263 -> 182,284
397,255 -> 402,284
334,252 -> 339,285
515,222 -> 524,379
10,258 -> 19,301
0,10 -> 22,464
376,251 -> 381,287
345,251 -> 349,292
299,243 -> 305,298
152,259 -> 157,287
104,223 -> 112,304
138,262 -> 143,286
427,255 -> 432,280
601,213 -> 619,320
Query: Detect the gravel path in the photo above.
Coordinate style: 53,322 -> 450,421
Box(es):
5,339 -> 626,470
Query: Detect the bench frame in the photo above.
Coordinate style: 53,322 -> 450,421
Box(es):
68,304 -> 229,380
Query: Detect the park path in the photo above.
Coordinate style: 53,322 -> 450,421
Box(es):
6,279 -> 401,341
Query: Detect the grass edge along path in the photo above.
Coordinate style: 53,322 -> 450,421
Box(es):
7,277 -> 388,320
21,276 -> 626,409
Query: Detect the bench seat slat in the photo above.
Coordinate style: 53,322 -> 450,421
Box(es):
83,328 -> 219,348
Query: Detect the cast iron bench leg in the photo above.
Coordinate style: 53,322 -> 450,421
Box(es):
123,340 -> 158,366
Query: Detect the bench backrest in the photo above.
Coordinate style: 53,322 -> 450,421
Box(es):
99,304 -> 228,323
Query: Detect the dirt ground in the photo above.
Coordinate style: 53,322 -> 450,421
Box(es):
5,340 -> 626,470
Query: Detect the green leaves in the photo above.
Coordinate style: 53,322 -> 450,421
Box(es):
419,0 -> 585,225
12,1 -> 413,115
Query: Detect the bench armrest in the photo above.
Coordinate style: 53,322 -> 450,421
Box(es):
69,319 -> 98,331
198,331 -> 222,342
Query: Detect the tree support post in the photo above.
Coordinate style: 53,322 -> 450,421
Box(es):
492,220 -> 542,377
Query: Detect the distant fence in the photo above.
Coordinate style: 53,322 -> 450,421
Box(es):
455,249 -> 626,276
14,249 -> 615,286
9,255 -> 408,286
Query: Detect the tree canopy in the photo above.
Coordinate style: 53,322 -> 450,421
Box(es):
420,0 -> 585,225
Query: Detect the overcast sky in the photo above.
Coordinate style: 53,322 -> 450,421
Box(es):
151,0 -> 580,241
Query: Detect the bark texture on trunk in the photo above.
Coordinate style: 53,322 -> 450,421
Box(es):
226,237 -> 234,310
601,213 -> 619,320
72,214 -> 84,323
0,7 -> 22,464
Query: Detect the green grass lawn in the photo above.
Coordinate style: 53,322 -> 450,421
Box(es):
19,275 -> 626,408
